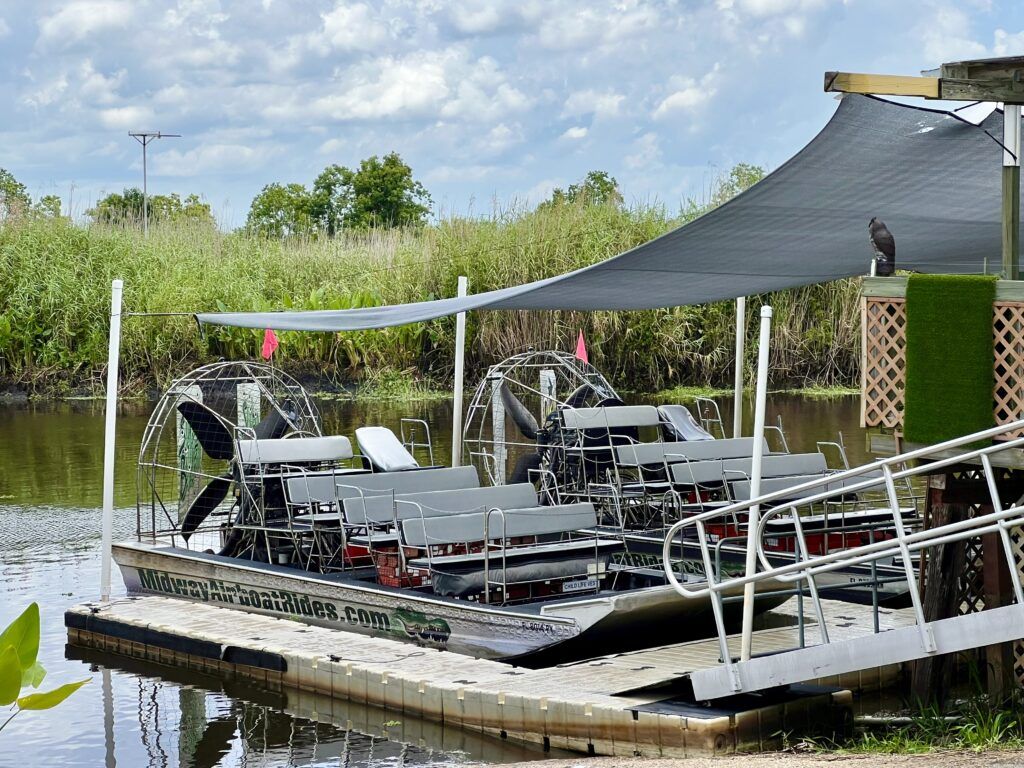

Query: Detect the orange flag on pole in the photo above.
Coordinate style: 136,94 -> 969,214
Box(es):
261,329 -> 279,360
574,329 -> 588,365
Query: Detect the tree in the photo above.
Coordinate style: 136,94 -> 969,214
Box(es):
543,170 -> 623,209
246,183 -> 314,237
249,152 -> 432,236
682,163 -> 765,221
34,195 -> 62,218
338,152 -> 432,229
0,169 -> 30,221
87,188 -> 214,227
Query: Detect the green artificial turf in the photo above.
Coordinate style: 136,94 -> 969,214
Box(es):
903,273 -> 996,445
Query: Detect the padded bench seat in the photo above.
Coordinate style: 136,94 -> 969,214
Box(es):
413,539 -> 624,598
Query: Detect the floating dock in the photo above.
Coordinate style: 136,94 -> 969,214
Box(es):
66,596 -> 905,757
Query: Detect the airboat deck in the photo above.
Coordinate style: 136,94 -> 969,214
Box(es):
67,594 -> 904,757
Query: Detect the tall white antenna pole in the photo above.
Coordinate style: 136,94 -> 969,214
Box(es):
100,279 -> 123,601
451,276 -> 469,467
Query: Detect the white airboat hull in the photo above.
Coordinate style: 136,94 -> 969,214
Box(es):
113,540 -> 779,662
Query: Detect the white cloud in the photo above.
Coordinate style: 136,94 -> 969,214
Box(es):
37,1 -> 135,46
994,28 -> 1024,57
78,61 -> 126,106
561,89 -> 624,119
560,126 -> 588,140
653,66 -> 721,119
99,106 -> 155,130
918,5 -> 987,64
267,48 -> 528,125
152,143 -> 273,176
0,18 -> 10,38
22,71 -> 70,109
425,163 -> 504,183
625,132 -> 661,170
313,2 -> 392,53
717,0 -> 826,17
535,5 -> 659,50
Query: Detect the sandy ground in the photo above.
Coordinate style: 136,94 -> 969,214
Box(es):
499,752 -> 1024,767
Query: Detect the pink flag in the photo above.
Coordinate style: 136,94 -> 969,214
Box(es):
261,329 -> 279,360
574,329 -> 589,365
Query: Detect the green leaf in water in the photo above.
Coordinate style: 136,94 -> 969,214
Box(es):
0,646 -> 21,706
0,603 -> 40,672
22,661 -> 46,689
17,678 -> 89,710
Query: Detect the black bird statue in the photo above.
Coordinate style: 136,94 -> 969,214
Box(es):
869,217 -> 896,276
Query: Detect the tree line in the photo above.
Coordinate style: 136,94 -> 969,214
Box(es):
0,154 -> 648,236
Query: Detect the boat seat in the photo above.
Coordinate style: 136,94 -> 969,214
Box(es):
730,473 -> 875,502
237,435 -> 353,465
400,502 -> 598,548
670,453 -> 830,487
559,405 -> 662,431
658,405 -> 714,442
616,437 -> 771,468
399,503 -> 614,598
343,482 -> 539,527
355,426 -> 419,472
284,465 -> 480,507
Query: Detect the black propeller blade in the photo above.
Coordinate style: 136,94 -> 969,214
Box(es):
252,400 -> 297,439
177,401 -> 236,461
180,472 -> 233,541
499,383 -> 540,440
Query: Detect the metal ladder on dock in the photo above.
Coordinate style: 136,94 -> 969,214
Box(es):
663,419 -> 1024,701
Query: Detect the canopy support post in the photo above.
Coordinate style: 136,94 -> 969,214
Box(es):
733,296 -> 746,438
1003,104 -> 1021,280
100,278 -> 123,602
740,304 -> 772,662
451,276 -> 469,467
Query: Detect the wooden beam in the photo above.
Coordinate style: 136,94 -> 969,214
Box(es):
824,71 -> 939,98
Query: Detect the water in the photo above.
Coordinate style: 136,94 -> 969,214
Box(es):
0,392 -> 866,767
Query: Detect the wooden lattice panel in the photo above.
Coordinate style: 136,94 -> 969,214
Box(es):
994,302 -> 1024,438
863,296 -> 1024,432
861,297 -> 907,429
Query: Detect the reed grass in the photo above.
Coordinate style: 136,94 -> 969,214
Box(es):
0,203 -> 862,395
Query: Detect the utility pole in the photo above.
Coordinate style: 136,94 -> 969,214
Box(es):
128,131 -> 180,236
825,55 -> 1024,279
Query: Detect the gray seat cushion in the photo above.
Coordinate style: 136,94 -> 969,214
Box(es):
355,426 -> 419,471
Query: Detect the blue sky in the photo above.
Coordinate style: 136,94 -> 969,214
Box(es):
2,0 -> 1024,228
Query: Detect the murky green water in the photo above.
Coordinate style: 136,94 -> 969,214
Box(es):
0,392 -> 866,767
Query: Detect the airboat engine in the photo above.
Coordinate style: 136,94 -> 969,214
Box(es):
461,350 -> 620,498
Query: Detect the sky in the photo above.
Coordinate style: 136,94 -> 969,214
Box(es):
3,0 -> 1024,229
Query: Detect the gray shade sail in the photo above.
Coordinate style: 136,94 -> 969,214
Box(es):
198,95 -> 1015,332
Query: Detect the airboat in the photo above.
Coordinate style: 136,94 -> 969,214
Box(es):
118,357 -> 786,663
117,350 -> 913,662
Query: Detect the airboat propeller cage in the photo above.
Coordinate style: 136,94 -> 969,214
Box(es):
137,361 -> 322,542
462,349 -> 618,486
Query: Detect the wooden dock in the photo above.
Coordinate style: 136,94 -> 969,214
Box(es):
66,596 -> 906,757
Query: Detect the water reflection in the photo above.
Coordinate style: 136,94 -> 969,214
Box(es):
0,391 -> 866,767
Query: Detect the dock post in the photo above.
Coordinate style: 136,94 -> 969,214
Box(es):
100,278 -> 123,602
733,296 -> 746,438
451,276 -> 468,467
1003,104 -> 1021,280
741,305 -> 772,661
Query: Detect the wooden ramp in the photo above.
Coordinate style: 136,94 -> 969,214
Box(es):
65,596 -> 907,757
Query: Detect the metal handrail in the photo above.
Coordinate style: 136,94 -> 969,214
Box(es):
661,417 -> 1024,691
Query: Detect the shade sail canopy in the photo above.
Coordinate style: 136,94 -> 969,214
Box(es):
198,95 -> 1016,332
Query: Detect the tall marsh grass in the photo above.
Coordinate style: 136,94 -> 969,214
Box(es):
0,203 -> 861,395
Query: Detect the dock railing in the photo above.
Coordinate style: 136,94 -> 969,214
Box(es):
662,417 -> 1024,699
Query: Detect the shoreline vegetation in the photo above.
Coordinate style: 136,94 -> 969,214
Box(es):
0,199 -> 862,401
